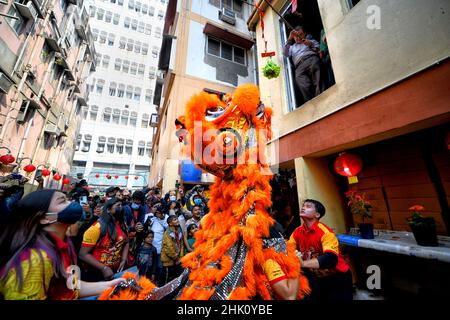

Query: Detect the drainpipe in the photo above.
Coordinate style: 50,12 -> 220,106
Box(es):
16,52 -> 57,162
0,5 -> 54,144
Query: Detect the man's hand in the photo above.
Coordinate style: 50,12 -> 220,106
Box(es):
102,266 -> 114,280
118,260 -> 126,272
288,30 -> 297,41
295,250 -> 303,265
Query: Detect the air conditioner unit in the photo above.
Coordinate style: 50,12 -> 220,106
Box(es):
0,72 -> 14,94
14,1 -> 38,21
219,7 -> 236,25
44,123 -> 60,136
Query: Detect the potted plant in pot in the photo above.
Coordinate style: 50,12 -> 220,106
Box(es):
407,205 -> 438,247
345,190 -> 374,239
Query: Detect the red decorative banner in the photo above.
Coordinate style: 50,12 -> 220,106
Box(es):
292,0 -> 298,13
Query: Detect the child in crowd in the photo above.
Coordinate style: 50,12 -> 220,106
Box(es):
185,223 -> 198,253
136,230 -> 157,281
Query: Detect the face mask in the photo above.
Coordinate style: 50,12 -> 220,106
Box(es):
194,198 -> 202,206
131,203 -> 140,210
46,202 -> 83,225
169,196 -> 176,202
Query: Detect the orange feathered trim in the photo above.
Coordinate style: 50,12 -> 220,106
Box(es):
98,272 -> 157,300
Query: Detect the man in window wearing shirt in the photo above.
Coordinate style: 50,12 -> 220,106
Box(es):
289,199 -> 353,301
284,26 -> 322,103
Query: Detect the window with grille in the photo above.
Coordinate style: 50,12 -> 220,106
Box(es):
122,60 -> 130,73
155,27 -> 161,38
134,87 -> 141,101
119,37 -> 126,49
130,62 -> 138,75
97,8 -> 105,20
135,41 -> 141,54
105,11 -> 112,23
138,22 -> 145,33
109,82 -> 117,96
131,19 -> 138,31
207,37 -> 247,66
113,14 -> 120,25
145,89 -> 153,103
127,39 -> 134,51
145,24 -> 152,35
126,86 -> 133,99
118,84 -> 125,97
108,34 -> 115,46
124,17 -> 130,28
142,44 -> 149,55
115,58 -> 122,71
138,64 -> 145,76
99,31 -> 107,44
102,55 -> 110,68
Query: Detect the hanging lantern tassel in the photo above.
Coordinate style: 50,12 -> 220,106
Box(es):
256,2 -> 275,58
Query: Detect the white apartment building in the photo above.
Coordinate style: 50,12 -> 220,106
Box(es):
72,0 -> 168,190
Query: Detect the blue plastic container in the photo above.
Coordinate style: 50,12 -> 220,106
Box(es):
181,160 -> 202,182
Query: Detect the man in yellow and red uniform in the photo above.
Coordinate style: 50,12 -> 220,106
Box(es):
289,199 -> 353,301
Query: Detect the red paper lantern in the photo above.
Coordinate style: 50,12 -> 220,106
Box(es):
134,176 -> 139,180
42,169 -> 51,177
62,178 -> 71,184
106,174 -> 112,179
0,154 -> 15,165
23,164 -> 36,173
95,173 -> 100,178
114,175 -> 119,179
53,174 -> 62,181
334,152 -> 363,177
125,175 -> 129,179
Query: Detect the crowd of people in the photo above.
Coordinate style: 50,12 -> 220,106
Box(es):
0,175 -> 352,300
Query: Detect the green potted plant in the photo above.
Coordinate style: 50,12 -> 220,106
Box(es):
345,190 -> 374,239
407,205 -> 438,247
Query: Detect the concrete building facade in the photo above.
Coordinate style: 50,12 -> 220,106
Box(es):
0,0 -> 95,190
71,0 -> 167,190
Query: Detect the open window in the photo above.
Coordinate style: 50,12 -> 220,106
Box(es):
279,0 -> 335,111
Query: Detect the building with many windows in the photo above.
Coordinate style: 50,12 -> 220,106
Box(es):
1,0 -> 95,189
72,0 -> 167,190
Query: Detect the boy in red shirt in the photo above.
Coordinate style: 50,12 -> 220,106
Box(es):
289,199 -> 353,300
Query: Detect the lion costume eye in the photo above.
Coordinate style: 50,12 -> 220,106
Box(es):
205,106 -> 226,122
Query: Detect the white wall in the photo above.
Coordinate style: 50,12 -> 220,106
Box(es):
185,20 -> 255,87
191,0 -> 250,35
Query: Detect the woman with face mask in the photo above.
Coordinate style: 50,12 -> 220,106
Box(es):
0,189 -> 124,300
79,198 -> 129,282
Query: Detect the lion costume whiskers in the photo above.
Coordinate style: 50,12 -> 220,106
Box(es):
99,84 -> 310,300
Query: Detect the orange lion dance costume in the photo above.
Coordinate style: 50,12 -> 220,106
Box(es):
99,84 -> 309,300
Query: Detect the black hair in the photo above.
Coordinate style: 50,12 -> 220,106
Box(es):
132,190 -> 145,202
187,223 -> 197,234
167,215 -> 178,224
192,205 -> 202,211
99,198 -> 127,241
304,199 -> 326,219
